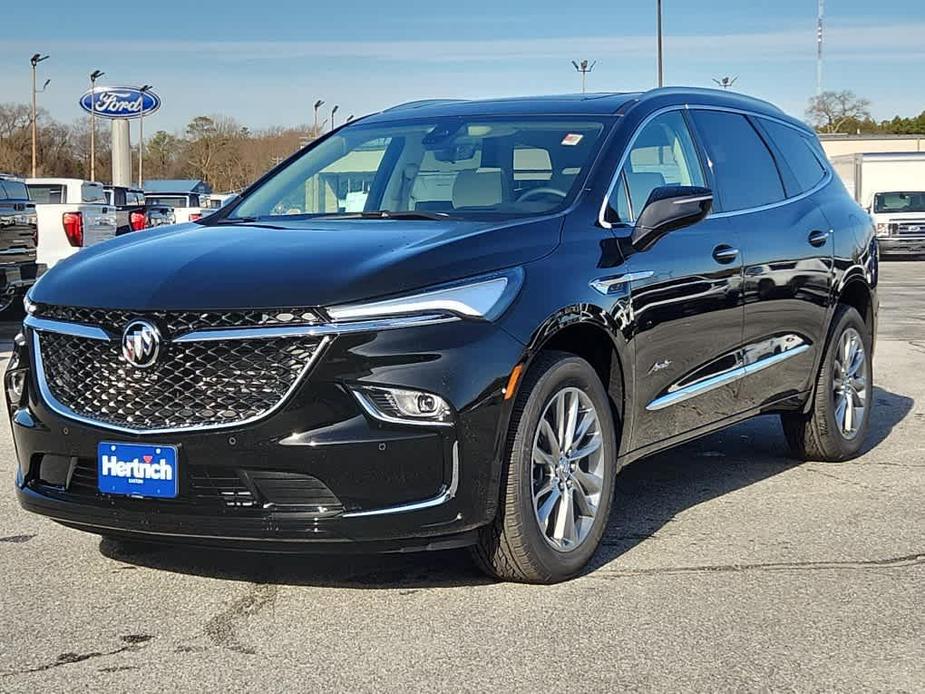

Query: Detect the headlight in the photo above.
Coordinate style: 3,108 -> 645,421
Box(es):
875,222 -> 892,237
327,268 -> 523,323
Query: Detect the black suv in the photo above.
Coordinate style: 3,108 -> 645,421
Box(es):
10,89 -> 878,583
0,175 -> 42,313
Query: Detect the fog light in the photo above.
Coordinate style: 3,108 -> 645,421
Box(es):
353,386 -> 452,426
5,369 -> 26,405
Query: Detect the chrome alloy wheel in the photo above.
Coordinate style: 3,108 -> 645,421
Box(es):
531,387 -> 606,552
832,327 -> 868,439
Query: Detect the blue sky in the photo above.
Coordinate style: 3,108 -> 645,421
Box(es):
3,0 -> 923,134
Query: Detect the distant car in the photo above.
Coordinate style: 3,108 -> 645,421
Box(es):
0,174 -> 43,312
26,178 -> 116,269
103,186 -> 175,235
143,192 -> 204,223
12,89 -> 879,583
203,193 -> 239,210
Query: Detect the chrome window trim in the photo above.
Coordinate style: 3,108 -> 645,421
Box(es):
30,330 -> 333,435
23,316 -> 110,341
341,441 -> 460,517
646,343 -> 810,412
598,103 -> 833,229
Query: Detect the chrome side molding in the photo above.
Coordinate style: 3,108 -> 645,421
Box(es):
646,340 -> 810,412
590,271 -> 655,295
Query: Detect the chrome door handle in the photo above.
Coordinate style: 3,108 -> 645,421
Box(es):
808,229 -> 830,247
712,245 -> 739,264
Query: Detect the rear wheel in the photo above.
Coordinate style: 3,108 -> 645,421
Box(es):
781,304 -> 873,461
472,352 -> 617,583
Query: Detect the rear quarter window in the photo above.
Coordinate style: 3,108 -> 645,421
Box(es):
758,119 -> 827,196
690,110 -> 785,212
82,184 -> 106,203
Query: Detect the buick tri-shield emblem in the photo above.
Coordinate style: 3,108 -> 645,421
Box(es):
121,320 -> 161,368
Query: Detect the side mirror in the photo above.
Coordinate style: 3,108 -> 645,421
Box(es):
632,185 -> 713,250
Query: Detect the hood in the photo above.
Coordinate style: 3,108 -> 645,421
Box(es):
30,217 -> 561,310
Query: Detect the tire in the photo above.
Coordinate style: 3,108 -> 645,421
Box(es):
472,351 -> 618,583
781,304 -> 873,462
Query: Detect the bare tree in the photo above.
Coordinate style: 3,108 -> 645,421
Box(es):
806,90 -> 872,133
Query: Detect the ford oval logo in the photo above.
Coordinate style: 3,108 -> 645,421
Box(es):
79,86 -> 161,120
122,320 -> 162,369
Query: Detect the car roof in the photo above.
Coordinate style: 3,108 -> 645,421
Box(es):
360,87 -> 807,131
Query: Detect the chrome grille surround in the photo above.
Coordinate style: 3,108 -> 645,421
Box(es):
28,306 -> 330,434
32,303 -> 324,336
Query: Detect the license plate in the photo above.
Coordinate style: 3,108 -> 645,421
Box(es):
98,442 -> 178,498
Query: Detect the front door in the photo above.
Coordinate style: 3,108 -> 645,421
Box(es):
601,109 -> 746,452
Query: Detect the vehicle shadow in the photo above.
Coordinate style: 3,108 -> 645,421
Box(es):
100,387 -> 913,588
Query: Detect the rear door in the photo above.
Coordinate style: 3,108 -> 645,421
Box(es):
688,109 -> 833,409
603,110 -> 745,451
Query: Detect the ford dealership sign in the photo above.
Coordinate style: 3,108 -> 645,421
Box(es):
79,86 -> 161,119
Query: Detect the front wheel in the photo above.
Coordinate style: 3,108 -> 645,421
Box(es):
472,352 -> 618,583
781,304 -> 873,461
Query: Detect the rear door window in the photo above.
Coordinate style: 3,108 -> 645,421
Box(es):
27,184 -> 65,204
690,110 -> 785,212
757,119 -> 827,196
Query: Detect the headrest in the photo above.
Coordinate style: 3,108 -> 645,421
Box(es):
452,170 -> 502,208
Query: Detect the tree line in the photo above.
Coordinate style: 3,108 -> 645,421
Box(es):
3,92 -> 924,192
806,91 -> 925,135
0,103 -> 321,192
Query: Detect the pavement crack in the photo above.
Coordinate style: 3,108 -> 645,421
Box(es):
1,634 -> 154,678
595,553 -> 925,579
203,582 -> 277,655
0,534 -> 35,544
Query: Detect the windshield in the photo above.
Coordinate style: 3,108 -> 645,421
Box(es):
226,116 -> 608,222
873,191 -> 925,214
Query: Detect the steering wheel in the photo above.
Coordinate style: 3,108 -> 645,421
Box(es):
517,187 -> 568,203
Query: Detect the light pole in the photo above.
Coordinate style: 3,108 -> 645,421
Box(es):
30,53 -> 50,178
89,69 -> 104,181
712,76 -> 738,90
571,59 -> 596,93
137,84 -> 153,187
313,99 -> 324,136
657,0 -> 664,87
330,105 -> 339,131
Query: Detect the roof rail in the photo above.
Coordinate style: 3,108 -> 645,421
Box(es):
383,99 -> 467,113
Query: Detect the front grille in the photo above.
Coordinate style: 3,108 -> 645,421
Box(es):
37,325 -> 326,431
62,460 -> 258,509
895,220 -> 925,236
34,304 -> 323,336
38,459 -> 343,515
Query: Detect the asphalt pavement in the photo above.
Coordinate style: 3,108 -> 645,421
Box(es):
0,262 -> 922,692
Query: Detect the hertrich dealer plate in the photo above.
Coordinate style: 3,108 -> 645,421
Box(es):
97,442 -> 178,498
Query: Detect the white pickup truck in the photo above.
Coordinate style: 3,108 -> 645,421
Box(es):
26,178 -> 118,268
143,192 -> 205,224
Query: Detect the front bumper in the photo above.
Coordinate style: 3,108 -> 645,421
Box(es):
10,319 -> 525,552
878,236 -> 925,256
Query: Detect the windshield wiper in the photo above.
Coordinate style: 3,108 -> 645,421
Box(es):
322,210 -> 454,221
212,216 -> 258,225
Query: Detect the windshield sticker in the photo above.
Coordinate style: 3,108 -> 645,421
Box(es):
561,133 -> 584,146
